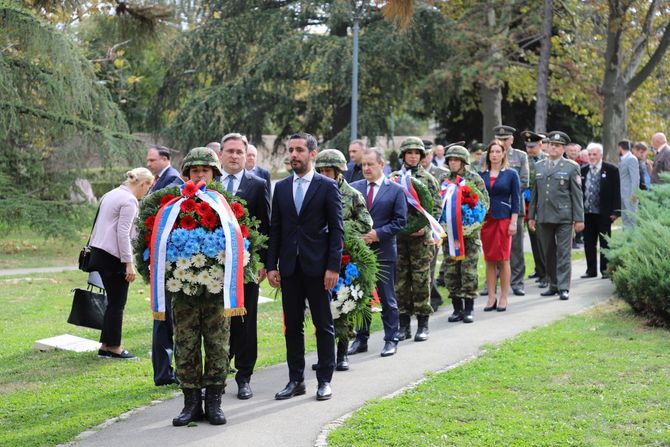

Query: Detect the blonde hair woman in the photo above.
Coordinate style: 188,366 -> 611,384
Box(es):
89,167 -> 154,359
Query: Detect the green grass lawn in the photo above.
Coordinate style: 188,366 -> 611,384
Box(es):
0,228 -> 87,269
0,271 -> 383,447
328,301 -> 670,447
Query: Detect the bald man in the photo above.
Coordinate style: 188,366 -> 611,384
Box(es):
651,132 -> 670,184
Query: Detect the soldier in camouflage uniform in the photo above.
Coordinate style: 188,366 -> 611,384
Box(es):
314,149 -> 372,371
171,147 -> 230,427
421,144 -> 451,311
520,130 -> 549,288
390,137 -> 441,341
443,146 -> 489,323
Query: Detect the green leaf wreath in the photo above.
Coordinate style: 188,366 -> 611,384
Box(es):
388,173 -> 435,236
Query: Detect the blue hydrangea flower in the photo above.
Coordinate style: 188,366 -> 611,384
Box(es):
331,277 -> 345,293
166,245 -> 179,262
181,240 -> 200,258
243,238 -> 250,250
170,228 -> 189,249
190,227 -> 207,244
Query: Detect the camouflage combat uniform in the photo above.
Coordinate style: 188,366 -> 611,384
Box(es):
441,146 -> 489,323
339,176 -> 373,237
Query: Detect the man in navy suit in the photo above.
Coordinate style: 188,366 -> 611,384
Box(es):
245,144 -> 272,196
147,145 -> 184,194
267,132 -> 344,401
145,145 -> 184,386
219,133 -> 271,400
349,147 -> 407,357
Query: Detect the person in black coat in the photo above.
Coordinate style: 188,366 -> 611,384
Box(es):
266,133 -> 344,402
580,143 -> 621,279
245,144 -> 273,197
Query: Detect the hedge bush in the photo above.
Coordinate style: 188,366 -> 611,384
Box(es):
606,181 -> 670,326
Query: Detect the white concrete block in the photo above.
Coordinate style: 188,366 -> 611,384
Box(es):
35,334 -> 101,353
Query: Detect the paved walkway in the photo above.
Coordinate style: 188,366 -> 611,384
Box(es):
71,258 -> 614,447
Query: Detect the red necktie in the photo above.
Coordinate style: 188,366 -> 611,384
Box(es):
367,182 -> 375,209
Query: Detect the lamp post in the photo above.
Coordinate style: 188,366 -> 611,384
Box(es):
350,13 -> 359,141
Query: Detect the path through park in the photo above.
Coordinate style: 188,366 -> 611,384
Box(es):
69,258 -> 614,447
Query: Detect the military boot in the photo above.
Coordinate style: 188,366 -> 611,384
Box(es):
448,298 -> 464,322
336,339 -> 349,371
398,314 -> 411,341
204,385 -> 227,425
463,299 -> 475,323
414,315 -> 429,341
172,388 -> 204,426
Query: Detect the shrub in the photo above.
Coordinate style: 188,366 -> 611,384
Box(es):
606,181 -> 670,326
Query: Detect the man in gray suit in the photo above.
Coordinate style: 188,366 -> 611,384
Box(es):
617,140 -> 639,230
528,131 -> 584,301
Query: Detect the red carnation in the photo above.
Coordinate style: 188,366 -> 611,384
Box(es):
181,181 -> 199,198
341,255 -> 351,266
179,215 -> 197,230
144,215 -> 156,231
145,232 -> 152,243
195,201 -> 212,217
159,194 -> 176,207
239,224 -> 250,238
231,202 -> 245,219
180,199 -> 197,213
200,212 -> 219,230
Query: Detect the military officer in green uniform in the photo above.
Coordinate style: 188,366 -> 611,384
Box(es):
442,145 -> 489,323
421,142 -> 451,311
172,147 -> 230,427
314,149 -> 372,371
390,137 -> 441,341
521,130 -> 549,288
528,131 -> 584,301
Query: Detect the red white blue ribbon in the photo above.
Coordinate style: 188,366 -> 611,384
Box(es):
394,169 -> 445,244
440,176 -> 465,260
149,181 -> 246,320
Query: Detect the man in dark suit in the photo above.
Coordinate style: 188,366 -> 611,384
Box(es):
147,145 -> 184,193
267,132 -> 344,401
344,139 -> 365,183
245,144 -> 272,196
349,147 -> 407,357
145,145 -> 184,386
219,133 -> 271,400
580,143 -> 620,279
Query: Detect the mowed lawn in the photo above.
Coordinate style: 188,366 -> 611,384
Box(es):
328,301 -> 670,447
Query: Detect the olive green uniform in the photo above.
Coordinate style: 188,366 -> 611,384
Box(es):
528,157 -> 584,291
527,152 -> 547,280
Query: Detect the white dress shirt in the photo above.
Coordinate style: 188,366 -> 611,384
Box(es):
292,169 -> 315,198
366,174 -> 385,204
222,169 -> 244,194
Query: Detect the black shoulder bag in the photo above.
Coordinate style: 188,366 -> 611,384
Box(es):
78,204 -> 101,272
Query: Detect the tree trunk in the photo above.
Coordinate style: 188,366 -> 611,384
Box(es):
480,83 -> 502,144
601,82 -> 627,163
534,0 -> 552,134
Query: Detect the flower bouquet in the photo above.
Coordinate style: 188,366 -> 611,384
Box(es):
330,233 -> 379,339
133,180 -> 267,319
389,171 -> 435,237
439,175 -> 487,259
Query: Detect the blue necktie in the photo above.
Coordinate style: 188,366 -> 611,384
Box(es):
294,178 -> 305,213
226,174 -> 235,193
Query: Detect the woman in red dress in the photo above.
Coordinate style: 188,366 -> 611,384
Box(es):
478,140 -> 520,312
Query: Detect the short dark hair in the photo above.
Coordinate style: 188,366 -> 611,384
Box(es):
618,139 -> 632,151
288,133 -> 318,151
150,145 -> 171,160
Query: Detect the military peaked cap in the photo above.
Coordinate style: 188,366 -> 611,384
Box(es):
521,130 -> 544,146
546,131 -> 571,145
493,125 -> 516,138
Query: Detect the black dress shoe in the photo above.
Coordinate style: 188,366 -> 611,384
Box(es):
540,288 -> 559,296
380,341 -> 397,357
538,280 -> 549,289
347,339 -> 368,355
479,289 -> 489,296
497,306 -> 507,312
311,363 -> 319,371
580,273 -> 597,278
336,357 -> 349,371
316,382 -> 332,401
559,290 -> 570,300
528,272 -> 539,279
237,382 -> 253,400
483,300 -> 497,312
512,287 -> 525,296
275,381 -> 306,400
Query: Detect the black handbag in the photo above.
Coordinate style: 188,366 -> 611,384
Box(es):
79,204 -> 101,272
67,286 -> 108,330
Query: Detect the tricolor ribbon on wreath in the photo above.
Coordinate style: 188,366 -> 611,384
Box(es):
394,168 -> 445,244
440,175 -> 466,260
148,180 -> 246,320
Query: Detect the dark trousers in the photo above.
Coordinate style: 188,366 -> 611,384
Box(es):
527,223 -> 546,279
584,213 -> 612,275
537,223 -> 573,291
281,261 -> 335,384
229,282 -> 259,384
510,218 -> 525,287
355,261 -> 400,343
152,298 -> 175,385
93,248 -> 128,347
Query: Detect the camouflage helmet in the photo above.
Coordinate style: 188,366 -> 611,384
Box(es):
445,145 -> 470,165
181,147 -> 223,177
315,149 -> 348,172
399,137 -> 426,157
